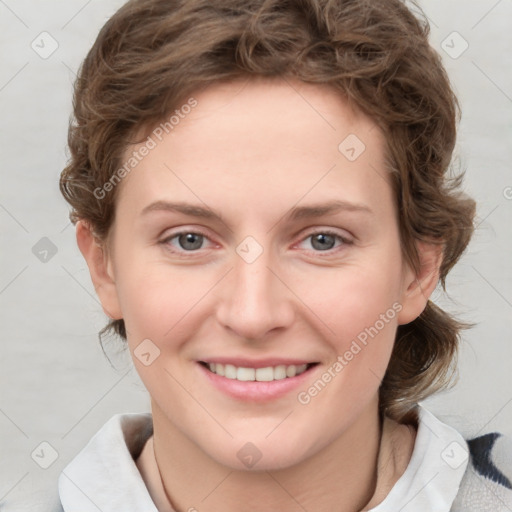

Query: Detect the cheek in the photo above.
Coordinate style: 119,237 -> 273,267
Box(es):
295,274 -> 401,422
296,261 -> 403,341
114,254 -> 211,343
291,250 -> 404,390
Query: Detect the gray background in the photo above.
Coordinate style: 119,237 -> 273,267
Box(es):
1,0 -> 511,509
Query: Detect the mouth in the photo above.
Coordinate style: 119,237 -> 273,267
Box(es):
196,359 -> 320,402
198,361 -> 318,382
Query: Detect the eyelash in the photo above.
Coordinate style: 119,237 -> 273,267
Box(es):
159,228 -> 352,256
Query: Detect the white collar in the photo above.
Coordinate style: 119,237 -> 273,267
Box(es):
368,406 -> 468,511
58,406 -> 468,511
58,412 -> 157,511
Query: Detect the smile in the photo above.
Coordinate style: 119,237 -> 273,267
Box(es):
197,358 -> 321,401
200,362 -> 315,382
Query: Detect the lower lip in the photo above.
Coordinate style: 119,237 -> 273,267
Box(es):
197,362 -> 318,402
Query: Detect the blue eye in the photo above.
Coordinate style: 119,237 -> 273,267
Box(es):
160,229 -> 351,255
299,230 -> 350,253
162,231 -> 211,252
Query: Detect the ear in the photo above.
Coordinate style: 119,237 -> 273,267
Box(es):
397,241 -> 443,325
76,220 -> 122,320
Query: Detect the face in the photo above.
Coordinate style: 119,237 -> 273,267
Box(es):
87,77 -> 427,471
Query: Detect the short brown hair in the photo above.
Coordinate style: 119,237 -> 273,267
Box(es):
60,0 -> 476,422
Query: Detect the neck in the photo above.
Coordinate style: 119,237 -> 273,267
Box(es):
148,398 -> 390,512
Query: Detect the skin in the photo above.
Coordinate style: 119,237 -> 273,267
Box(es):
78,76 -> 441,512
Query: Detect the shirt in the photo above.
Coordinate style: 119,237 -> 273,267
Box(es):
46,406 -> 512,511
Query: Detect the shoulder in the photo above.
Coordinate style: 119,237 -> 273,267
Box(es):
452,431 -> 512,511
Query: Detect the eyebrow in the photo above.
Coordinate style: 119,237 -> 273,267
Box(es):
140,199 -> 373,223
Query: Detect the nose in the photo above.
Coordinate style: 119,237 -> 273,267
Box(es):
215,244 -> 295,341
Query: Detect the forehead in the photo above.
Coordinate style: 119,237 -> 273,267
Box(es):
168,76 -> 382,151
117,77 -> 392,222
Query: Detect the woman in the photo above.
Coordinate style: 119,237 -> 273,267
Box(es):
55,0 -> 511,510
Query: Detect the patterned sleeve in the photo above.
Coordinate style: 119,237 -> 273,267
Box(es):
451,432 -> 512,511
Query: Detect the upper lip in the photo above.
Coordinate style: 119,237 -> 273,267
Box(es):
198,358 -> 318,369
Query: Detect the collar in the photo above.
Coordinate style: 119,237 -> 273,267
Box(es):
368,406 -> 469,511
58,406 -> 468,511
58,412 -> 156,511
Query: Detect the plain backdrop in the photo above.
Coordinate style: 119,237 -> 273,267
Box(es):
1,0 -> 511,509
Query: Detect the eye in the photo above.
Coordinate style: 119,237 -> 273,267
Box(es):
297,230 -> 351,253
160,230 -> 213,253
159,228 -> 351,255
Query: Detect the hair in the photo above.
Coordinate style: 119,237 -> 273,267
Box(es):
59,0 -> 476,423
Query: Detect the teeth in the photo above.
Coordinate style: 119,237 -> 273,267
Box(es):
286,365 -> 297,378
255,366 -> 274,381
274,365 -> 287,380
225,364 -> 237,379
236,367 -> 255,381
205,362 -> 310,381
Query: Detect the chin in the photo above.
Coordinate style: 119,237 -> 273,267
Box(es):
203,436 -> 314,472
